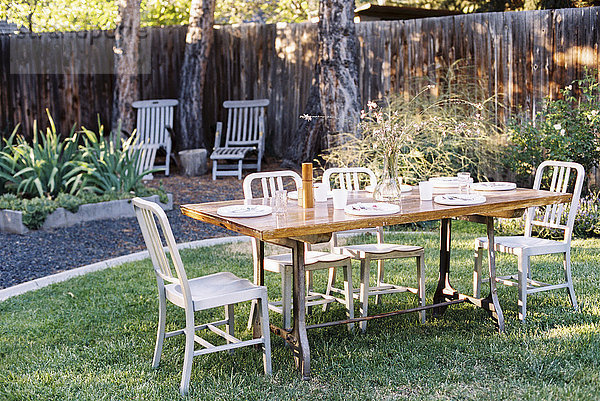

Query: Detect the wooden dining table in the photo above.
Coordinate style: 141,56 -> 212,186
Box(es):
181,187 -> 571,379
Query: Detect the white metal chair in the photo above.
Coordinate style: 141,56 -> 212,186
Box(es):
243,171 -> 355,330
323,167 -> 426,332
132,197 -> 272,395
132,99 -> 178,176
211,99 -> 269,180
473,160 -> 585,322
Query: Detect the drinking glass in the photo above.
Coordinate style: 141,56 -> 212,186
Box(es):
272,189 -> 287,214
457,172 -> 471,193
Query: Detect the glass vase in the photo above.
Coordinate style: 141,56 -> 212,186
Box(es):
373,151 -> 401,202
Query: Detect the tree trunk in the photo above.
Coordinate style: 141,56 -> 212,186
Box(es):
111,0 -> 141,136
283,0 -> 361,166
177,0 -> 216,151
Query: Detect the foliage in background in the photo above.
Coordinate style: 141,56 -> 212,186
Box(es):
505,70 -> 600,188
0,114 -> 165,229
0,113 -> 87,199
322,62 -> 502,184
1,0 -> 320,32
80,122 -> 157,195
496,189 -> 600,239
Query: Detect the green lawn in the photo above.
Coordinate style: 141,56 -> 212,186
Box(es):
1,224 -> 599,400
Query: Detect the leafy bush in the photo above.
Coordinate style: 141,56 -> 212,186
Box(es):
496,190 -> 600,239
80,122 -> 159,194
322,62 -> 502,183
0,113 -> 87,198
505,70 -> 600,188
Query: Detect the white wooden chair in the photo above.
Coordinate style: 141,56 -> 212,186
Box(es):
134,143 -> 160,181
323,167 -> 426,332
132,99 -> 178,176
243,171 -> 355,331
473,160 -> 585,322
132,197 -> 272,395
211,99 -> 269,180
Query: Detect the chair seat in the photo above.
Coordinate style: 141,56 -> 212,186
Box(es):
264,251 -> 351,272
334,243 -> 424,260
476,236 -> 569,256
211,146 -> 257,160
165,272 -> 264,310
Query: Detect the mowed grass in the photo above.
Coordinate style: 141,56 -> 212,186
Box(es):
1,222 -> 600,400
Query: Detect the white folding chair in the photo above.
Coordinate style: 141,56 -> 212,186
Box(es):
133,197 -> 271,395
473,160 -> 585,322
132,99 -> 177,176
243,171 -> 355,331
211,99 -> 269,180
323,167 -> 426,332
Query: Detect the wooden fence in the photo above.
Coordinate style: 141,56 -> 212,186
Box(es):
1,7 -> 600,160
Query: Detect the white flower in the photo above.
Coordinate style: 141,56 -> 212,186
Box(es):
565,85 -> 573,91
367,100 -> 377,110
300,114 -> 312,121
560,129 -> 566,136
553,123 -> 562,131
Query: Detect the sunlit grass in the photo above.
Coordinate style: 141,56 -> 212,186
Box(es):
1,225 -> 599,400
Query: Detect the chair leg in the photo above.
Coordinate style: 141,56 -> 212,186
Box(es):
564,250 -> 578,311
473,246 -> 483,298
282,266 -> 292,330
517,254 -> 529,322
237,160 -> 243,180
306,270 -> 313,315
359,258 -> 370,333
258,294 -> 272,375
323,267 -> 337,312
152,288 -> 167,368
375,259 -> 385,305
165,144 -> 171,176
343,262 -> 355,331
179,318 -> 196,396
212,160 -> 217,180
225,304 -> 235,353
417,254 -> 426,324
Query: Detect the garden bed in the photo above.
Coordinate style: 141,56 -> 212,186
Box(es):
0,193 -> 173,234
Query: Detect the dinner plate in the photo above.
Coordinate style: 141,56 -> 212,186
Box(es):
429,176 -> 460,188
434,194 -> 486,206
470,182 -> 517,191
216,204 -> 272,218
287,190 -> 333,200
344,202 -> 401,216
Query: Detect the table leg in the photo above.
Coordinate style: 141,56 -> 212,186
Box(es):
433,218 -> 457,316
250,239 -> 265,339
291,240 -> 311,379
482,216 -> 505,333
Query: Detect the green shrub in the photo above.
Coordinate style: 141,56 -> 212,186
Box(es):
322,62 -> 502,183
0,112 -> 87,198
80,122 -> 159,194
505,70 -> 600,188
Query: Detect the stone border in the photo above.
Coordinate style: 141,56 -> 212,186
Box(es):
0,194 -> 173,234
0,236 -> 250,302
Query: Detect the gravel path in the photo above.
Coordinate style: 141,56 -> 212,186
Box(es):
0,172 -> 251,289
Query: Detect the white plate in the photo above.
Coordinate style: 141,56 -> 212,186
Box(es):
344,202 -> 401,216
217,205 -> 272,218
470,182 -> 517,191
434,194 -> 486,206
288,190 -> 332,200
429,177 -> 460,188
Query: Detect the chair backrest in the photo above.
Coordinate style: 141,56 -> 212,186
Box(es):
525,160 -> 585,242
133,197 -> 192,307
223,99 -> 269,148
135,144 -> 160,179
132,99 -> 178,147
243,170 -> 302,199
322,167 -> 377,192
323,167 -> 383,245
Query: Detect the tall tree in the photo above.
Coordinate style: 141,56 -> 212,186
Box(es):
283,0 -> 361,166
177,0 -> 216,150
111,0 -> 141,135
